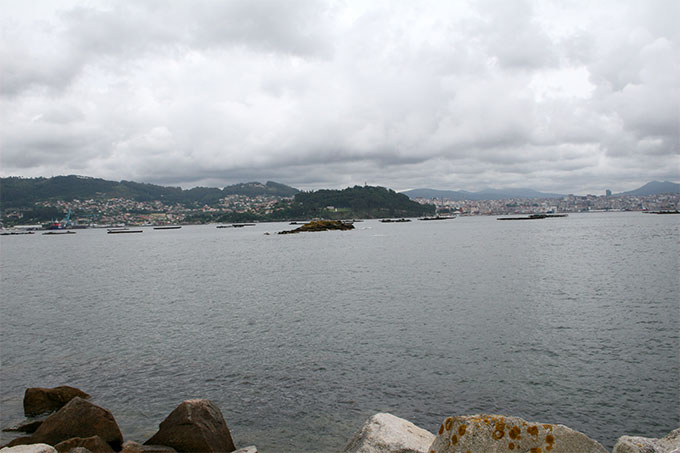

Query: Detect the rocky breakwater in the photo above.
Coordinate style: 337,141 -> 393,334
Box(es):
345,413 -> 680,453
278,220 -> 354,234
1,387 -> 257,453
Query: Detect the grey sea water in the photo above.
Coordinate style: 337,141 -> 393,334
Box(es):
1,212 -> 678,451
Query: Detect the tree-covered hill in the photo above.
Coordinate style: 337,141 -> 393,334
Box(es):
0,175 -> 299,209
275,185 -> 435,219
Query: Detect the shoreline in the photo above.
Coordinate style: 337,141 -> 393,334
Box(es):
2,387 -> 678,453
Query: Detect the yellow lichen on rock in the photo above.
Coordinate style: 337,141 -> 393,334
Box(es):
427,414 -> 608,453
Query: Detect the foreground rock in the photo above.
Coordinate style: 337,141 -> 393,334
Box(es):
428,414 -> 607,453
54,436 -> 113,453
279,220 -> 354,234
343,413 -> 435,453
613,427 -> 680,453
24,387 -> 90,417
232,448 -> 258,453
0,445 -> 57,453
6,398 -> 122,451
144,399 -> 236,453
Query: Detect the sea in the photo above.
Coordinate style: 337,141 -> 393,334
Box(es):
1,212 -> 678,452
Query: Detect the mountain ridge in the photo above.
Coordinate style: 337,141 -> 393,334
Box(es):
402,181 -> 679,201
0,175 -> 299,209
616,180 -> 679,196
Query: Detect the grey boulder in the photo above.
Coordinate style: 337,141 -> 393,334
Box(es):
613,427 -> 680,453
343,413 -> 435,453
0,445 -> 57,453
428,414 -> 607,453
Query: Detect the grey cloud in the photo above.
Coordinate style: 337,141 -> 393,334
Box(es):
1,0 -> 678,195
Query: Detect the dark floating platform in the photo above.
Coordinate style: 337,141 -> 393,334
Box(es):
0,230 -> 35,235
380,218 -> 411,223
107,229 -> 143,234
42,231 -> 77,235
217,223 -> 256,228
419,215 -> 456,221
497,214 -> 568,220
153,225 -> 182,230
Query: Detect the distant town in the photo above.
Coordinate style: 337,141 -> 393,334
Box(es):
2,191 -> 678,228
412,192 -> 679,216
0,176 -> 678,228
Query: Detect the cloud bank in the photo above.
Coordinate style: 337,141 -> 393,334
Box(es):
1,0 -> 678,193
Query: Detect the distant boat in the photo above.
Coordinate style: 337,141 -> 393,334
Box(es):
380,218 -> 411,223
153,225 -> 182,230
43,231 -> 76,235
107,229 -> 143,234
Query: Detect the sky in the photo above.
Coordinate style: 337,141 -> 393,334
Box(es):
0,0 -> 678,194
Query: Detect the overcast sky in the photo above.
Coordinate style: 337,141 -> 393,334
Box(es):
1,0 -> 678,193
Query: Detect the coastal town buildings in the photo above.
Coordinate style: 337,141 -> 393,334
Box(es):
2,192 -> 678,226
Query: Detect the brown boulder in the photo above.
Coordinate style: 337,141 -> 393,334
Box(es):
24,387 -> 91,417
54,436 -> 114,453
6,397 -> 123,451
144,399 -> 235,453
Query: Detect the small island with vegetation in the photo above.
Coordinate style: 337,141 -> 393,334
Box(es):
278,220 -> 355,234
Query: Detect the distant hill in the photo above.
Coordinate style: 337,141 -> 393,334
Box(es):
222,181 -> 299,198
616,181 -> 679,196
402,187 -> 564,201
0,175 -> 299,209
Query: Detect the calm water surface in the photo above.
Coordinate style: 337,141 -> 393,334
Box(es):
1,212 -> 678,451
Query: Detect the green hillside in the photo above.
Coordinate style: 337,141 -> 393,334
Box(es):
274,185 -> 435,219
0,175 -> 299,209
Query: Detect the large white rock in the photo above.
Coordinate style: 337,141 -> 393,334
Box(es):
613,427 -> 680,453
428,414 -> 607,453
343,413 -> 435,453
0,444 -> 57,453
